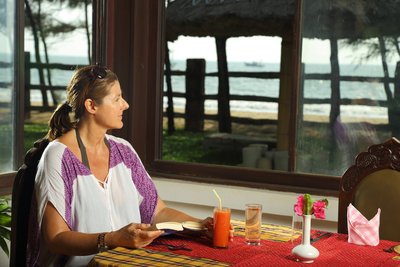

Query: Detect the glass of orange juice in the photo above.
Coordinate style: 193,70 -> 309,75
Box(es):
213,207 -> 231,248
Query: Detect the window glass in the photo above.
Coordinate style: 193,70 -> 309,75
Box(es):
297,0 -> 400,175
163,1 -> 294,171
23,0 -> 92,152
0,0 -> 16,172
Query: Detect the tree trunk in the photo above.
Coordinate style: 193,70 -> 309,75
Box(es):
378,37 -> 399,137
329,38 -> 340,129
24,52 -> 31,119
25,0 -> 48,107
37,0 -> 57,106
165,43 -> 175,134
329,38 -> 341,168
216,37 -> 231,133
85,0 -> 91,63
393,37 -> 400,56
393,61 -> 400,138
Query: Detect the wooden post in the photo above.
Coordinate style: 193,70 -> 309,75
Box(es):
329,38 -> 340,129
165,43 -> 175,134
185,58 -> 205,132
24,52 -> 31,119
298,63 -> 305,123
277,35 -> 293,151
329,37 -> 341,169
216,37 -> 231,133
379,36 -> 394,130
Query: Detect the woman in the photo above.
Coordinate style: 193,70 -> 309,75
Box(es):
32,65 -> 212,266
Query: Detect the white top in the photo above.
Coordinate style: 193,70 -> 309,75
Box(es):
31,135 -> 158,267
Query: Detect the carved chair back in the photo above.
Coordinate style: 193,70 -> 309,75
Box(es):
338,137 -> 400,241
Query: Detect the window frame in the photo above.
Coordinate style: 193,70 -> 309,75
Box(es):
105,0 -> 341,197
0,0 -> 25,194
0,0 -> 341,197
15,0 -> 25,169
0,0 -> 102,193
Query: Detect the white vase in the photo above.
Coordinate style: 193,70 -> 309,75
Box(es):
291,214 -> 319,263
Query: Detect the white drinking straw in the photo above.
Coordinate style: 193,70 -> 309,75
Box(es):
213,189 -> 222,210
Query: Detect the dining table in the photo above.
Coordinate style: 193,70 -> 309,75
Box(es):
88,220 -> 400,266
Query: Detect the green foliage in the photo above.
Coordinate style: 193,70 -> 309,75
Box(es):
162,130 -> 204,162
0,124 -> 12,166
24,123 -> 48,153
162,130 -> 241,166
0,198 -> 11,256
0,123 -> 47,169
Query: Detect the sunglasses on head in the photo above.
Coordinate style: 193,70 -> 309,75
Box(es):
89,65 -> 107,81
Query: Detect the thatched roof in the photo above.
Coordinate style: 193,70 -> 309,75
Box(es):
166,0 -> 400,41
166,0 -> 295,41
302,0 -> 400,40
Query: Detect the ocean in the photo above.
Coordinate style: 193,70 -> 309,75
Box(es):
166,59 -> 392,120
0,54 -> 396,121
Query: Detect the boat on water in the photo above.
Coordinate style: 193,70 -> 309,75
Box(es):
244,61 -> 265,67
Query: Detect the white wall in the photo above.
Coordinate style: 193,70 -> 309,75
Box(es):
153,177 -> 338,232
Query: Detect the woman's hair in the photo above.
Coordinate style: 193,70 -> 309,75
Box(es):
46,65 -> 118,140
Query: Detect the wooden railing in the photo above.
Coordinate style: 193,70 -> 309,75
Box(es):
165,69 -> 280,127
24,52 -> 86,115
165,64 -> 397,131
0,55 -> 398,130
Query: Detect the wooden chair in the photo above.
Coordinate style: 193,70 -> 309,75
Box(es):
338,137 -> 400,241
10,138 -> 49,267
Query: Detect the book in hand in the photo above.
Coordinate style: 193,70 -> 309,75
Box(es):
151,221 -> 205,234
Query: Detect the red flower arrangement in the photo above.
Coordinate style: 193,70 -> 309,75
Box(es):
294,194 -> 329,219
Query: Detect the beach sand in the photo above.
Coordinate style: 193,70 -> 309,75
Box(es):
19,108 -> 389,138
7,105 -> 388,149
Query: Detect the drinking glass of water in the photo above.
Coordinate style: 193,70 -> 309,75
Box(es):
245,204 -> 262,245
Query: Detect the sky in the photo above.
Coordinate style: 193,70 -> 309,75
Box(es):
167,36 -> 392,65
25,34 -> 285,63
168,36 -> 283,63
0,33 -> 12,55
25,31 -> 89,57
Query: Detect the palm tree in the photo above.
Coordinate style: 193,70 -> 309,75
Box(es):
25,0 -> 49,107
49,0 -> 92,61
24,0 -> 92,110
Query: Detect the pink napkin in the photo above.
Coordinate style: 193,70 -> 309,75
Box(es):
347,203 -> 380,246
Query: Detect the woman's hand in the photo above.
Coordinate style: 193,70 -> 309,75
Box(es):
108,223 -> 164,249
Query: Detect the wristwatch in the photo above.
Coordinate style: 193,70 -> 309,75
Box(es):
97,233 -> 109,253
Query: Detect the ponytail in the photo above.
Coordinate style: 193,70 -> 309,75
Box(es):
46,101 -> 75,140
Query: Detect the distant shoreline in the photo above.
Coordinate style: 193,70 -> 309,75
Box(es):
21,106 -> 389,126
186,107 -> 388,124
